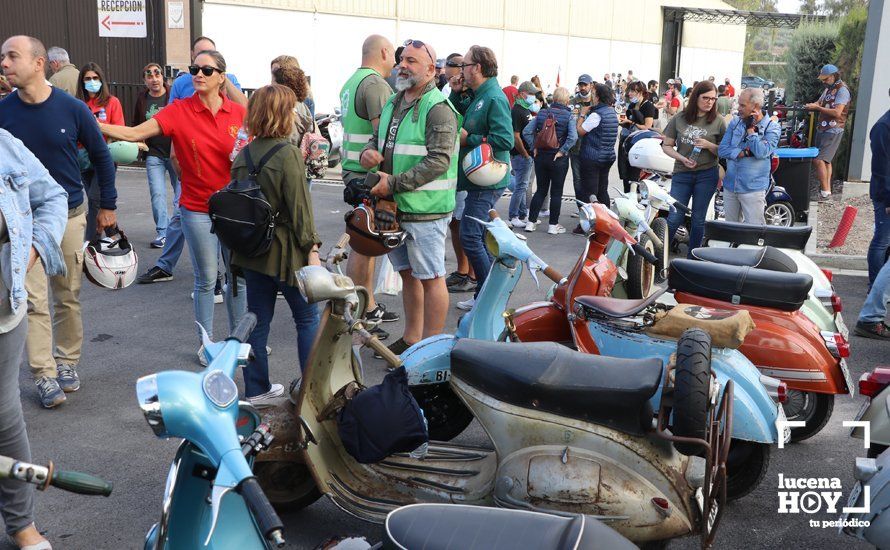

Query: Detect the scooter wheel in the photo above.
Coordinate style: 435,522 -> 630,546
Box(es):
672,329 -> 712,456
867,444 -> 888,459
410,385 -> 474,441
651,217 -> 669,284
785,391 -> 834,442
764,201 -> 795,227
253,461 -> 321,513
726,440 -> 770,501
626,232 -> 657,299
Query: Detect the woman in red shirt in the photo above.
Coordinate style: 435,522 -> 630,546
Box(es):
76,62 -> 124,239
99,51 -> 248,359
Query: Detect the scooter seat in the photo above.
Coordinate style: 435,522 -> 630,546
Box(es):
703,220 -> 811,250
451,339 -> 662,436
574,286 -> 667,318
669,259 -> 813,312
691,246 -> 797,273
385,503 -> 636,550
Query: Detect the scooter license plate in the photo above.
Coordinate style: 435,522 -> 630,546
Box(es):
694,487 -> 719,532
777,404 -> 791,444
838,481 -> 863,534
836,313 -> 850,340
850,399 -> 871,434
840,359 -> 855,395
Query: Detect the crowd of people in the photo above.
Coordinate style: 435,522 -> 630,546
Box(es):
0,28 -> 882,549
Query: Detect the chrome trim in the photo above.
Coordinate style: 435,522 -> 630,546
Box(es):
155,441 -> 187,550
136,374 -> 167,437
757,367 -> 827,381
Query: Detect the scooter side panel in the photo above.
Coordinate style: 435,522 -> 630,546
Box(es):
851,388 -> 890,447
402,335 -> 457,386
587,322 -> 779,443
511,303 -> 576,346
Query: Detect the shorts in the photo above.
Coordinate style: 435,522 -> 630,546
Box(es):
453,190 -> 468,220
387,217 -> 450,280
815,131 -> 844,162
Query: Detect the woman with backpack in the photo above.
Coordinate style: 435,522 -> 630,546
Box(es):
229,84 -> 321,406
521,87 -> 577,235
98,50 -> 248,362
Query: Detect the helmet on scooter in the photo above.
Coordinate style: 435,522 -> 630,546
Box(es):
462,142 -> 509,187
83,227 -> 139,289
344,204 -> 406,257
628,135 -> 674,174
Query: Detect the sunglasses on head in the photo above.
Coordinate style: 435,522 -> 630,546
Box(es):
144,69 -> 162,77
188,65 -> 222,77
403,39 -> 434,63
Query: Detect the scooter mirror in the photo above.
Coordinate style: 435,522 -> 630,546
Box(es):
296,265 -> 356,304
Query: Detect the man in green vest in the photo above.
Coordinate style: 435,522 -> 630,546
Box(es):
362,39 -> 460,357
340,34 -> 399,339
449,45 -> 514,311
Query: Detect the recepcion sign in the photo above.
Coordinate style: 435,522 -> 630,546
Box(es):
97,0 -> 147,38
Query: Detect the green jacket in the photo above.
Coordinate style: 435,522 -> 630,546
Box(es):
229,138 -> 320,287
450,78 -> 514,191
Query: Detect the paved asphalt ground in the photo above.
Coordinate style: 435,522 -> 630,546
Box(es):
4,168 -> 879,549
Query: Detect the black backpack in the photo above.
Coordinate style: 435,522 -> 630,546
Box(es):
208,142 -> 288,258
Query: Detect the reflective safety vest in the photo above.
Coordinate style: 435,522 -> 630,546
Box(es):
377,87 -> 461,215
340,68 -> 381,173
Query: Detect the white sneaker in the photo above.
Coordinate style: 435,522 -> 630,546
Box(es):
820,190 -> 832,199
197,345 -> 209,367
510,217 -> 527,228
524,221 -> 537,232
456,297 -> 476,311
547,224 -> 566,235
570,211 -> 580,218
246,383 -> 285,408
540,209 -> 550,217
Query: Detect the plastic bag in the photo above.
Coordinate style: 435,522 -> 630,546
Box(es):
375,255 -> 402,296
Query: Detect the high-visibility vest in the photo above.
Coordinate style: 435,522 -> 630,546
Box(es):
377,87 -> 461,215
340,68 -> 383,173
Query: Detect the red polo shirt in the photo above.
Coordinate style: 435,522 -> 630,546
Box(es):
152,94 -> 245,213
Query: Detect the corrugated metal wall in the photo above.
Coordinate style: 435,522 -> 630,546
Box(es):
0,0 -> 166,124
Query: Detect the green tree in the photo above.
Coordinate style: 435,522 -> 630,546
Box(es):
829,6 -> 867,179
784,20 -> 839,102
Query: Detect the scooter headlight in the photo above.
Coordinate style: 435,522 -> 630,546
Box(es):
136,374 -> 169,438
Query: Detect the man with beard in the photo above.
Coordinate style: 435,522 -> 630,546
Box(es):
361,40 -> 459,357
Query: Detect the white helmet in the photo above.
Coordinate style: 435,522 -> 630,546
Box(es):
628,134 -> 674,175
462,142 -> 509,187
83,228 -> 138,290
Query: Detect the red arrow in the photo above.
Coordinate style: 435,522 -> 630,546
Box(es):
101,15 -> 111,31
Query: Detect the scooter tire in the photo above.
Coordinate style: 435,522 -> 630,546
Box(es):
253,461 -> 321,513
651,217 -> 670,284
410,384 -> 474,442
726,440 -> 770,501
626,233 -> 657,299
764,201 -> 795,227
787,392 -> 834,442
672,329 -> 712,456
867,444 -> 888,459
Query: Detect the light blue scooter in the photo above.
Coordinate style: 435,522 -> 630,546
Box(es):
136,314 -> 286,549
403,208 -> 786,500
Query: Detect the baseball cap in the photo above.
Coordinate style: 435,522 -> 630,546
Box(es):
666,78 -> 675,84
820,64 -> 839,76
435,58 -> 445,69
518,81 -> 539,94
577,74 -> 593,85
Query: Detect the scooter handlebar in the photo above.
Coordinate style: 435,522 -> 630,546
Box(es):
488,209 -> 500,221
542,265 -> 564,284
672,201 -> 692,215
645,228 -> 664,250
239,477 -> 285,548
632,242 -> 659,265
51,468 -> 113,497
229,313 -> 258,344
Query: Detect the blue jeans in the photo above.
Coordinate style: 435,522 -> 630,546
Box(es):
145,156 -> 180,238
508,155 -> 534,220
242,268 -> 320,397
180,208 -> 246,342
667,166 -> 719,255
459,188 -> 505,297
860,257 -> 890,323
155,191 -> 186,274
867,200 -> 890,287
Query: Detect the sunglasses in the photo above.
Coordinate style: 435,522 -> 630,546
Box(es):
403,39 -> 434,64
144,69 -> 162,77
454,61 -> 479,69
82,76 -> 101,82
188,65 -> 222,77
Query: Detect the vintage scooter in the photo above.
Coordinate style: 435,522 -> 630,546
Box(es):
260,263 -> 732,547
136,314 -> 287,549
850,367 -> 890,458
609,193 -> 668,299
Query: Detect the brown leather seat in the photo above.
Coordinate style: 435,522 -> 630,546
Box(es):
574,286 -> 667,318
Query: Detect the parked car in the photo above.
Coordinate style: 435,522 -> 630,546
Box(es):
741,75 -> 775,90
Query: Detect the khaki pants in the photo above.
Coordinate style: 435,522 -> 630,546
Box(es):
26,208 -> 86,379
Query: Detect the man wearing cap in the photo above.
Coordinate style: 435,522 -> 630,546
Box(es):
435,58 -> 447,90
507,80 -> 539,227
664,79 -> 681,118
362,39 -> 460,357
806,64 -> 851,200
569,74 -> 594,204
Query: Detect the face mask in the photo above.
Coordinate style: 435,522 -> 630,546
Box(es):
630,96 -> 640,104
84,80 -> 102,94
529,102 -> 541,114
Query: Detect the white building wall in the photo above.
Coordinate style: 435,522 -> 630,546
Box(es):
203,0 -> 746,113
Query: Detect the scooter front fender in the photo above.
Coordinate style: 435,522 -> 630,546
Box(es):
403,335 -> 457,386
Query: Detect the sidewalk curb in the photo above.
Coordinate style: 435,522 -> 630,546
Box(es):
806,194 -> 868,271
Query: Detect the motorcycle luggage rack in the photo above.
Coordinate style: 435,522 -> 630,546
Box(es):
655,365 -> 733,550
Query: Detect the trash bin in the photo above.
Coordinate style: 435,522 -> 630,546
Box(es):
774,147 -> 818,223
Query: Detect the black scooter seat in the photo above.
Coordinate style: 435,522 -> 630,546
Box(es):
385,503 -> 637,550
691,246 -> 797,273
451,339 -> 662,436
704,220 -> 811,250
669,259 -> 812,312
574,286 -> 667,318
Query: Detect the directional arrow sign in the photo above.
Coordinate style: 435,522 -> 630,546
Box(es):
97,1 -> 147,38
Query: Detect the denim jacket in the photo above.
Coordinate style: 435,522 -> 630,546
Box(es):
0,129 -> 68,313
718,116 -> 780,193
